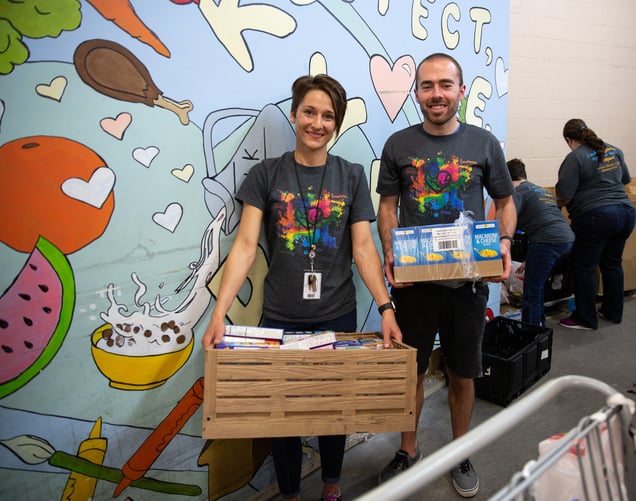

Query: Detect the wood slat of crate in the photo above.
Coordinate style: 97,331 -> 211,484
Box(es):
202,333 -> 416,439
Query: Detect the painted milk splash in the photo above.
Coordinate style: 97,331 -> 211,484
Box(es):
96,209 -> 225,356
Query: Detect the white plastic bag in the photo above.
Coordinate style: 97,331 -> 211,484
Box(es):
530,415 -> 627,501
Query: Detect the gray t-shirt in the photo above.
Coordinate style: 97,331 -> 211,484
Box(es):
236,151 -> 376,322
556,143 -> 633,220
376,122 -> 513,225
513,181 -> 574,243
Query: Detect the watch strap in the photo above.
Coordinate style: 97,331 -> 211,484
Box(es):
378,301 -> 395,315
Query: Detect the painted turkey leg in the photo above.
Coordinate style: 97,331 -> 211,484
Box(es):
74,39 -> 192,125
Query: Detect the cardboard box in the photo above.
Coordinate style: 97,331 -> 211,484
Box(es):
475,317 -> 553,406
600,189 -> 636,293
202,333 -> 417,439
393,220 -> 503,283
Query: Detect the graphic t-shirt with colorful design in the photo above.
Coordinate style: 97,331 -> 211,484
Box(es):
237,151 -> 376,322
376,122 -> 513,227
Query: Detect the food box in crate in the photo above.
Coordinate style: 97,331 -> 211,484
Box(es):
202,333 -> 416,439
475,317 -> 553,406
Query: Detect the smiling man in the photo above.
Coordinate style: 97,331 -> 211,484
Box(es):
375,53 -> 517,498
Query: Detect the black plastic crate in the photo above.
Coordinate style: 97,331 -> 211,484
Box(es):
475,316 -> 553,406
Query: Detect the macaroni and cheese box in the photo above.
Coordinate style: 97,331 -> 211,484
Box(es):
393,220 -> 503,283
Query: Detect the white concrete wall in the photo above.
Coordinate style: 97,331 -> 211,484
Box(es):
507,0 -> 636,187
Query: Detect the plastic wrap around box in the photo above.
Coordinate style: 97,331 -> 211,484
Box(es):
475,317 -> 553,406
202,333 -> 417,439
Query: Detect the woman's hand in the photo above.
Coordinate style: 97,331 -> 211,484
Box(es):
201,314 -> 226,350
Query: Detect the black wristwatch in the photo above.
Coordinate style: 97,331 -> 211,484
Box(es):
378,300 -> 396,315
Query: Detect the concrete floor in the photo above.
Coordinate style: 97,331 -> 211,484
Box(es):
297,294 -> 636,500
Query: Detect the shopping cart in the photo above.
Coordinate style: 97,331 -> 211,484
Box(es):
354,375 -> 636,501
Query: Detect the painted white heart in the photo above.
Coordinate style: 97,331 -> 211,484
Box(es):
62,167 -> 115,208
171,164 -> 194,182
133,146 -> 160,167
36,76 -> 68,101
495,57 -> 509,98
153,203 -> 183,232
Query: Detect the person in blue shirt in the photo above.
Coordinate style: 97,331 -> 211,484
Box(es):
556,118 -> 635,330
506,158 -> 574,326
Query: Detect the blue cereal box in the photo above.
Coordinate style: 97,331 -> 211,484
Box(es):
393,220 -> 503,283
418,224 -> 472,264
392,227 -> 421,266
472,222 -> 501,262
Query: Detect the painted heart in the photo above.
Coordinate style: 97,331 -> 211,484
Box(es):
171,164 -> 194,182
370,54 -> 416,122
100,113 -> 132,140
61,167 -> 115,208
133,146 -> 160,168
495,57 -> 509,97
35,76 -> 67,101
153,203 -> 183,232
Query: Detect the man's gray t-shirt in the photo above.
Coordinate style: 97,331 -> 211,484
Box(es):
237,151 -> 376,322
513,181 -> 574,243
376,122 -> 513,226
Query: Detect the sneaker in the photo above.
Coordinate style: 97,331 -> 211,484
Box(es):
451,459 -> 479,498
320,493 -> 342,501
559,316 -> 593,330
378,448 -> 422,483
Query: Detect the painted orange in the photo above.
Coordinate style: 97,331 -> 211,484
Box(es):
0,136 -> 114,254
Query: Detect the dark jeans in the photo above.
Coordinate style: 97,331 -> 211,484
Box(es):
263,309 -> 356,499
522,241 -> 573,326
570,204 -> 635,328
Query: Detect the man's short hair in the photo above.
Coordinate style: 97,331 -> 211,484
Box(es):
506,158 -> 527,181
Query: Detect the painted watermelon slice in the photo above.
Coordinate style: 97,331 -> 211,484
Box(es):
0,236 -> 75,398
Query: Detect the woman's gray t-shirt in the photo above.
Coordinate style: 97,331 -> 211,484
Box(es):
236,151 -> 376,322
556,144 -> 633,220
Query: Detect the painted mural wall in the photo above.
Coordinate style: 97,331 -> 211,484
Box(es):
0,1 -> 509,499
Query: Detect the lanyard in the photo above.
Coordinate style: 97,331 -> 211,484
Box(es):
294,161 -> 327,270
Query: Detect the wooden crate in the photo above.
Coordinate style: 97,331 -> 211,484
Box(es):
202,333 -> 416,439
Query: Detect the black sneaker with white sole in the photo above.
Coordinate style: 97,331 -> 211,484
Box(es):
378,448 -> 422,484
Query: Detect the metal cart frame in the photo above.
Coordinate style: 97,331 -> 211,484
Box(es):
354,375 -> 636,501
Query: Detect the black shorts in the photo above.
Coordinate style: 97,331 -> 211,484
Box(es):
391,281 -> 489,378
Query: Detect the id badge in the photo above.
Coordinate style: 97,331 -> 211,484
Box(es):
303,271 -> 322,300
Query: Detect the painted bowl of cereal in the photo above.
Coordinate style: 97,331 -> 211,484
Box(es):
91,322 -> 194,390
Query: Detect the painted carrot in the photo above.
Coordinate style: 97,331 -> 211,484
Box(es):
113,377 -> 205,497
86,0 -> 171,57
61,418 -> 107,501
